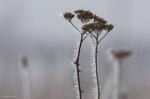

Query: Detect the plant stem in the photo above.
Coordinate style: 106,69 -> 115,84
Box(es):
118,59 -> 122,99
69,21 -> 85,99
95,34 -> 100,99
74,34 -> 84,99
70,20 -> 80,32
98,32 -> 109,44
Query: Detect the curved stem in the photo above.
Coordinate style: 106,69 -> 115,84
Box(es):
69,20 -> 80,32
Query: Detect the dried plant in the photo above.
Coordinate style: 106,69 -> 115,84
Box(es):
75,10 -> 94,23
63,9 -> 114,99
82,15 -> 113,99
64,10 -> 93,99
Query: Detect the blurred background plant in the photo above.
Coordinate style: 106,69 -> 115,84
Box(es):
103,49 -> 131,99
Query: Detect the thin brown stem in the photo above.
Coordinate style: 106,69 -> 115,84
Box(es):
68,20 -> 87,99
74,34 -> 84,99
82,35 -> 88,41
90,32 -> 97,39
69,20 -> 80,32
95,34 -> 100,99
98,32 -> 109,44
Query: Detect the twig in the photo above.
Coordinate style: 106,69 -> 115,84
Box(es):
82,35 -> 88,41
69,20 -> 81,32
98,32 -> 109,44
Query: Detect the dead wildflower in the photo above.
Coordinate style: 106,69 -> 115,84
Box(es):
93,15 -> 107,24
63,10 -> 89,99
104,24 -> 114,33
63,9 -> 114,99
82,22 -> 106,34
74,10 -> 94,23
81,13 -> 113,99
82,23 -> 94,32
74,9 -> 85,14
63,12 -> 74,21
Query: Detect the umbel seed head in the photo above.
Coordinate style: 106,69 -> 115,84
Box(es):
63,12 -> 74,21
82,22 -> 107,33
93,15 -> 107,24
63,9 -> 114,34
74,10 -> 94,23
104,24 -> 114,33
82,23 -> 94,32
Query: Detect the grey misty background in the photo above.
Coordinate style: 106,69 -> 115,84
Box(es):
0,0 -> 150,99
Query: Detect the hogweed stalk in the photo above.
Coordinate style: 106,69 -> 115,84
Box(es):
64,10 -> 92,99
63,9 -> 114,99
82,15 -> 114,99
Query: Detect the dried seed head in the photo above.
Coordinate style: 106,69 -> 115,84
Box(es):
74,9 -> 85,14
94,22 -> 105,32
63,12 -> 74,21
112,50 -> 131,59
93,15 -> 107,24
82,23 -> 94,32
104,24 -> 114,32
82,22 -> 105,33
74,10 -> 94,23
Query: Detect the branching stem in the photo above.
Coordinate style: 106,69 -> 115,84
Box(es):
98,32 -> 109,44
74,34 -> 85,99
69,21 -> 87,99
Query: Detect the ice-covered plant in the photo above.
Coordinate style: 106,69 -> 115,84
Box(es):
63,9 -> 114,99
82,15 -> 113,99
63,10 -> 94,99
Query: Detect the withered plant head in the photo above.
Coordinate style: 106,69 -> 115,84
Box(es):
104,24 -> 114,33
63,12 -> 74,21
82,23 -> 94,32
82,22 -> 106,33
74,9 -> 94,23
93,15 -> 107,24
112,50 -> 131,59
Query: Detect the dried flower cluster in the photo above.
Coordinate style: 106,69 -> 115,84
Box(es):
74,10 -> 94,23
82,19 -> 113,35
63,9 -> 114,34
93,15 -> 107,24
104,24 -> 114,33
82,22 -> 104,33
64,12 -> 74,21
63,9 -> 114,99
